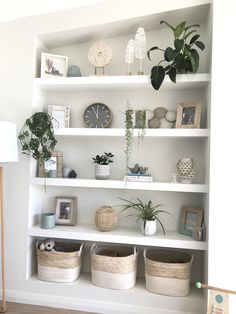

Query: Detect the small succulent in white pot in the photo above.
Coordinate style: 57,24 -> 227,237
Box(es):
118,198 -> 171,235
92,152 -> 114,180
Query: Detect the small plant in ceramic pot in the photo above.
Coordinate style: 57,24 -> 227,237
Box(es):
119,198 -> 171,235
92,152 -> 114,180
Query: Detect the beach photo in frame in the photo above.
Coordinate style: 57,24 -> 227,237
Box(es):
48,105 -> 70,128
41,53 -> 68,78
176,102 -> 202,128
55,196 -> 77,226
179,206 -> 204,236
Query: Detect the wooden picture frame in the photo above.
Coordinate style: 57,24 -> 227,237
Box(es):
55,196 -> 77,226
175,102 -> 202,128
38,151 -> 63,177
48,105 -> 70,128
179,206 -> 204,236
41,52 -> 68,78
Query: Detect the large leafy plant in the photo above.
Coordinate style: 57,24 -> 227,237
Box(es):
118,197 -> 171,234
18,112 -> 57,162
147,21 -> 205,91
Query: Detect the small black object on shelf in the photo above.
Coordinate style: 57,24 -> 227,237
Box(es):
69,170 -> 77,178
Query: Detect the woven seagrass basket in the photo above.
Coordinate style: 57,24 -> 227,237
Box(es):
36,241 -> 84,283
91,244 -> 137,289
95,206 -> 117,231
144,249 -> 193,296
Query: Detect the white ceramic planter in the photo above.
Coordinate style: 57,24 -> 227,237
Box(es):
141,220 -> 157,236
95,164 -> 110,180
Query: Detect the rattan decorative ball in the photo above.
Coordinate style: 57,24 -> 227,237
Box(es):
95,206 -> 117,232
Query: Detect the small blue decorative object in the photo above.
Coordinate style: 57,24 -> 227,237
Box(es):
215,294 -> 224,304
67,65 -> 81,77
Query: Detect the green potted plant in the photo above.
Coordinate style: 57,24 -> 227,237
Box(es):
18,112 -> 57,176
92,152 -> 114,180
118,197 -> 171,235
147,20 -> 205,91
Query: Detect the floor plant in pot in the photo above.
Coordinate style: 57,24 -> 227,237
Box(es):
92,152 -> 114,180
18,112 -> 57,176
147,20 -> 205,91
118,197 -> 171,235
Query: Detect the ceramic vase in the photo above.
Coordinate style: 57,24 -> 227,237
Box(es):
177,158 -> 195,183
95,164 -> 110,180
141,220 -> 157,235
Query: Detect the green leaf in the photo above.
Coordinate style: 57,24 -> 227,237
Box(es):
160,20 -> 175,32
174,39 -> 184,51
150,65 -> 165,91
174,21 -> 186,38
195,41 -> 205,51
168,67 -> 177,83
185,24 -> 200,31
147,46 -> 161,61
189,49 -> 199,73
190,34 -> 200,45
164,47 -> 174,61
184,30 -> 197,40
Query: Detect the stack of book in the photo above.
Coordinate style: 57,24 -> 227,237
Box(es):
124,173 -> 153,182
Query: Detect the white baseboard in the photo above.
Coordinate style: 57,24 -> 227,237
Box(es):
3,289 -> 198,314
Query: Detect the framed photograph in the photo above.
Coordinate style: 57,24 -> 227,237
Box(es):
41,53 -> 68,78
48,105 -> 70,128
179,206 -> 204,236
175,102 -> 202,128
55,196 -> 77,226
38,151 -> 63,177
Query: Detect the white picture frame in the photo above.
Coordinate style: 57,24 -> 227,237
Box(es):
41,53 -> 68,78
48,105 -> 70,128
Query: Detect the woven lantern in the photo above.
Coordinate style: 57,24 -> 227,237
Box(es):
95,206 -> 117,232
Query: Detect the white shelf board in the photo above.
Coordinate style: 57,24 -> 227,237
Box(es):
34,74 -> 210,92
27,273 -> 205,314
28,224 -> 207,251
54,128 -> 210,138
30,178 -> 208,193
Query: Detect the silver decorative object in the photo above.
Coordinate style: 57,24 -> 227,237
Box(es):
177,158 -> 195,183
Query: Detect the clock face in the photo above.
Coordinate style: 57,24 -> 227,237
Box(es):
83,103 -> 112,128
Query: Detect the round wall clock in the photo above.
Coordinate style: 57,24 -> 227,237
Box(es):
88,41 -> 112,68
83,103 -> 112,128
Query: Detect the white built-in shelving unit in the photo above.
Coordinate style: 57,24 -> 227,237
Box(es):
27,1 -> 212,313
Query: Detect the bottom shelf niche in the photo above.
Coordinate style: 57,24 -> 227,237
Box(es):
27,273 -> 205,314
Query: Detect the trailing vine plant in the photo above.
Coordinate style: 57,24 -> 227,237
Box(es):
18,112 -> 57,176
124,101 -> 134,172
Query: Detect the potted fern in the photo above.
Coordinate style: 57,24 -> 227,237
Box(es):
147,20 -> 205,91
92,152 -> 114,180
118,197 -> 171,236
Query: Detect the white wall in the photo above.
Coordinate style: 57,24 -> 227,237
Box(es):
0,0 -> 236,312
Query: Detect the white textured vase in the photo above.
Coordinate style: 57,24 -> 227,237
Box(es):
95,164 -> 110,180
177,158 -> 195,184
141,220 -> 157,236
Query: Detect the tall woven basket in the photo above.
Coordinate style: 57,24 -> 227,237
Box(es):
91,244 -> 138,290
36,241 -> 84,283
144,249 -> 193,296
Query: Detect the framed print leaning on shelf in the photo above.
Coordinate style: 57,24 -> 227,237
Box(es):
48,105 -> 70,128
55,196 -> 77,226
41,52 -> 68,78
179,206 -> 204,236
38,151 -> 63,177
175,102 -> 202,128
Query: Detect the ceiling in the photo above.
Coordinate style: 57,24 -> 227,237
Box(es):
0,0 -> 106,23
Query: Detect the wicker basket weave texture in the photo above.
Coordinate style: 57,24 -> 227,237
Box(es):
145,249 -> 192,280
37,242 -> 82,269
95,206 -> 117,231
91,245 -> 137,274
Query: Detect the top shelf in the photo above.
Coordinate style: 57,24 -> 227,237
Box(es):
33,74 -> 210,92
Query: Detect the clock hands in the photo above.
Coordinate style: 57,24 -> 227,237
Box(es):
92,106 -> 98,119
